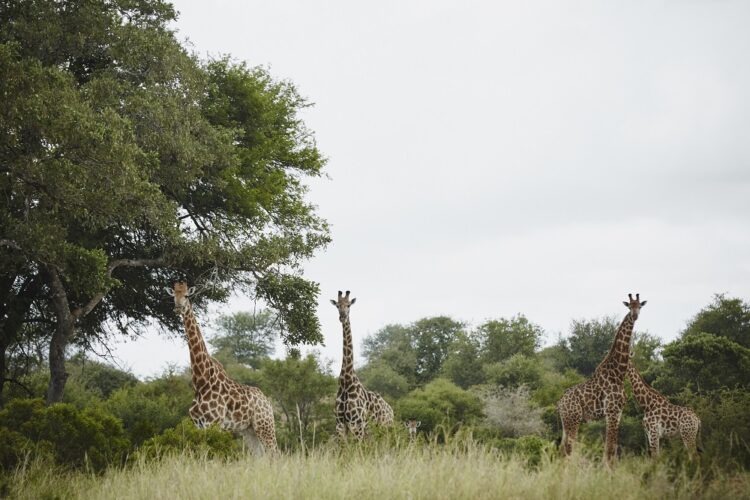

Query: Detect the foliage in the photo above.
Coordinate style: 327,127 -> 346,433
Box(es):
0,0 -> 329,402
679,388 -> 750,470
66,353 -> 138,399
259,353 -> 336,450
361,324 -> 417,386
531,368 -> 585,407
104,372 -> 193,447
358,360 -> 411,399
490,435 -> 552,467
440,332 -> 485,389
412,317 -> 465,383
395,379 -> 483,433
209,310 -> 278,368
0,426 -> 48,471
483,354 -> 543,389
136,418 -> 241,461
0,399 -> 129,471
682,294 -> 750,348
655,332 -> 750,392
475,315 -> 543,363
558,316 -> 620,376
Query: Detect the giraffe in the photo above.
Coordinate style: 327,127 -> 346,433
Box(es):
626,354 -> 701,457
405,419 -> 421,441
331,290 -> 394,439
557,293 -> 647,462
167,282 -> 277,455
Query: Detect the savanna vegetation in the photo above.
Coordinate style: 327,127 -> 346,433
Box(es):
1,0 -> 749,498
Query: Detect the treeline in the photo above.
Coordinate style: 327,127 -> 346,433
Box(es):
1,295 -> 748,473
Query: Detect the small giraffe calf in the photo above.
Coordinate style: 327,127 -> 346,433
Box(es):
405,419 -> 421,441
627,358 -> 701,456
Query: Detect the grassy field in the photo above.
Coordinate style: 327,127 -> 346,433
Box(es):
5,440 -> 749,500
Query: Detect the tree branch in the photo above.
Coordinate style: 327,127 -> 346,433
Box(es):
0,239 -> 22,251
74,257 -> 166,319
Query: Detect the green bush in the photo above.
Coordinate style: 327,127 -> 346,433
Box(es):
679,388 -> 750,470
0,399 -> 129,471
0,427 -> 51,471
136,418 -> 242,461
396,379 -> 484,433
490,435 -> 552,467
105,384 -> 191,447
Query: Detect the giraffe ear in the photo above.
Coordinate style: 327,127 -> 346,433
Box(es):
640,300 -> 647,307
350,298 -> 356,305
165,287 -> 175,297
416,421 -> 421,427
187,287 -> 196,296
330,299 -> 337,306
404,422 -> 409,428
623,301 -> 630,307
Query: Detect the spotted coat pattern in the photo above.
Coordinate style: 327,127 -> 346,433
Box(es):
405,419 -> 421,441
331,291 -> 394,439
557,293 -> 647,462
171,282 -> 277,455
627,360 -> 700,456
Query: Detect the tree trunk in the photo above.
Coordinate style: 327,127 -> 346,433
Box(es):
44,266 -> 76,405
46,318 -> 74,404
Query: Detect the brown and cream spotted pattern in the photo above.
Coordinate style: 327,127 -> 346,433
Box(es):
405,419 -> 421,441
170,282 -> 277,455
627,358 -> 700,456
331,290 -> 394,439
557,293 -> 647,462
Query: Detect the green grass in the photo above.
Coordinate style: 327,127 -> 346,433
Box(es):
4,440 -> 749,500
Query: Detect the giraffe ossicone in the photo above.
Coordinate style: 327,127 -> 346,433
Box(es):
171,281 -> 278,455
332,289 -> 394,439
557,292 -> 647,462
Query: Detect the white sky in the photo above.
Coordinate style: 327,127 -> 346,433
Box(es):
111,0 -> 750,378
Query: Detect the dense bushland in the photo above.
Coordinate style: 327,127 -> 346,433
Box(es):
0,294 -> 748,481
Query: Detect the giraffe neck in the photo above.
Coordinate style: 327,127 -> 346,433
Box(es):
339,315 -> 355,379
627,363 -> 665,412
599,312 -> 636,377
181,302 -> 211,384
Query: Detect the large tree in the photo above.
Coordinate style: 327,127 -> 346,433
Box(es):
209,310 -> 278,369
0,0 -> 329,403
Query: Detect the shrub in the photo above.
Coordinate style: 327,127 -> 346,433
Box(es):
475,385 -> 545,438
395,379 -> 484,433
136,418 -> 242,461
0,427 -> 44,471
490,435 -> 552,467
0,399 -> 129,471
483,354 -> 543,389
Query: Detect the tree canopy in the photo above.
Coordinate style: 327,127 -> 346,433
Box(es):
0,0 -> 329,403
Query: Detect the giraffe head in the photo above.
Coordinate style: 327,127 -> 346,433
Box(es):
330,290 -> 356,321
166,282 -> 196,315
405,419 -> 421,439
622,293 -> 647,320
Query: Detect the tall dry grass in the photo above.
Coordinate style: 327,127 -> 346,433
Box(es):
5,436 -> 749,500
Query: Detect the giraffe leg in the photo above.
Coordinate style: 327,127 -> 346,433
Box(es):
255,427 -> 278,456
561,421 -> 579,457
645,426 -> 660,457
680,425 -> 698,457
604,412 -> 621,463
241,428 -> 265,456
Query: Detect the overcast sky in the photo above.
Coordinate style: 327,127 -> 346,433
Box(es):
111,0 -> 750,378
